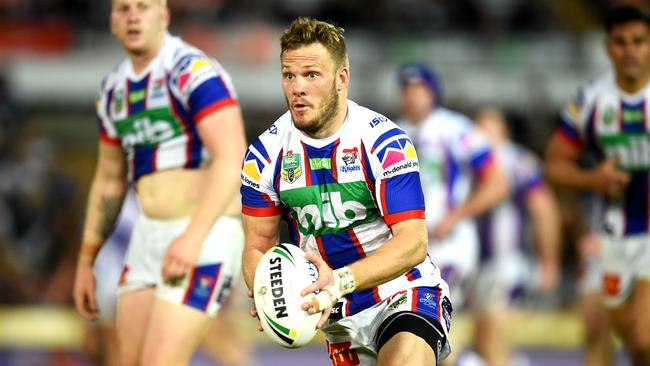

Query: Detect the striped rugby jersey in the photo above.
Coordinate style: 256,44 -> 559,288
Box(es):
96,33 -> 238,182
477,142 -> 544,261
558,70 -> 650,237
241,100 -> 447,318
398,107 -> 494,244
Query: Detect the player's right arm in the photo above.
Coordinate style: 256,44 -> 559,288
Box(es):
242,214 -> 281,290
73,140 -> 127,320
544,92 -> 629,198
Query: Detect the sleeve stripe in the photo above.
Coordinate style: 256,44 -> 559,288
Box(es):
557,127 -> 583,149
384,209 -> 425,225
475,154 -> 495,180
242,205 -> 282,216
193,98 -> 237,123
252,138 -> 272,163
100,133 -> 121,145
370,128 -> 407,153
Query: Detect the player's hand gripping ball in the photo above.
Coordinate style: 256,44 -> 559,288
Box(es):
253,244 -> 320,348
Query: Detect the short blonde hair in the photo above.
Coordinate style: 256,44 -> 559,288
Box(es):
280,17 -> 348,69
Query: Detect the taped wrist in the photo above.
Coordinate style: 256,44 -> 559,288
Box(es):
311,266 -> 356,313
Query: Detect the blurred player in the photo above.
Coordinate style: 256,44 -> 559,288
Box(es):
396,64 -> 509,308
546,6 -> 650,365
467,107 -> 560,366
72,0 -> 247,365
241,17 -> 452,365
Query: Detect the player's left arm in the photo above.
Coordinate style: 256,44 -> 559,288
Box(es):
303,218 -> 427,325
432,146 -> 509,240
350,218 -> 427,289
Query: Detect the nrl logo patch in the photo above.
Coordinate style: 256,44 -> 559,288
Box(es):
281,150 -> 302,183
114,90 -> 124,113
603,106 -> 615,125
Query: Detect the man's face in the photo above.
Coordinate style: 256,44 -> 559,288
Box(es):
400,82 -> 434,124
110,0 -> 169,56
281,43 -> 345,136
607,21 -> 650,84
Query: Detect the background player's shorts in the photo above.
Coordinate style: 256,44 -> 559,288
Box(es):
601,234 -> 650,307
118,214 -> 244,318
468,253 -> 529,310
577,254 -> 602,295
428,224 -> 479,307
94,238 -> 128,324
321,286 -> 452,365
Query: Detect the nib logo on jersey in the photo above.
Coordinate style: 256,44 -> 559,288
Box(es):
116,108 -> 183,147
601,134 -> 650,170
281,183 -> 379,236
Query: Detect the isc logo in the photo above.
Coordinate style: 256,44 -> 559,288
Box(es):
293,192 -> 367,232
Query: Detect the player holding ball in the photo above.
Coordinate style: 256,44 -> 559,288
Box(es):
241,17 -> 452,365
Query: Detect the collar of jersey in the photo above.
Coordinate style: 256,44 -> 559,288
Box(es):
293,100 -> 351,148
125,32 -> 173,81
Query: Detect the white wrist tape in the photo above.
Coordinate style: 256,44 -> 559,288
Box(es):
311,266 -> 356,313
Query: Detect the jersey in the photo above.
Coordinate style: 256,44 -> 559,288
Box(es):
241,100 -> 446,318
96,33 -> 238,182
477,142 -> 544,261
398,107 -> 494,244
558,70 -> 650,237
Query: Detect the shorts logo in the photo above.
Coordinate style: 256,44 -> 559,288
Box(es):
281,150 -> 302,183
387,293 -> 407,311
603,273 -> 621,296
419,292 -> 438,308
327,342 -> 360,366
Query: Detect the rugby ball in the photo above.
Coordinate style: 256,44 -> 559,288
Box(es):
253,244 -> 320,348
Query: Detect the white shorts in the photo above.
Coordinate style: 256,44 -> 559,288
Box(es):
578,254 -> 603,295
601,234 -> 650,307
469,253 -> 530,310
427,223 -> 479,307
321,286 -> 452,365
118,214 -> 244,318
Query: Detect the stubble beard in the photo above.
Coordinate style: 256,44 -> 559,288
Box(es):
290,84 -> 339,137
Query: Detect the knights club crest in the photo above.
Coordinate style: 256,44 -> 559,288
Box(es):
281,150 -> 302,183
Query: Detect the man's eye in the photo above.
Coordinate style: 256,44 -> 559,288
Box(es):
308,72 -> 317,78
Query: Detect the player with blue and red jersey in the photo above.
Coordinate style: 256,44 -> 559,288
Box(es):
72,0 -> 247,365
242,18 -> 452,365
546,6 -> 650,364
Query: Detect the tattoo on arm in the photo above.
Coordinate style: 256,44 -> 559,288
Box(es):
97,196 -> 123,240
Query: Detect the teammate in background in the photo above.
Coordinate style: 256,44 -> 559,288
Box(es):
465,108 -> 560,366
545,6 -> 650,365
241,17 -> 452,365
396,64 -> 509,308
72,0 -> 247,365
